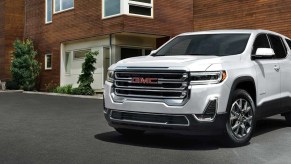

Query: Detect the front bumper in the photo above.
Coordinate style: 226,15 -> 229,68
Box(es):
104,108 -> 228,135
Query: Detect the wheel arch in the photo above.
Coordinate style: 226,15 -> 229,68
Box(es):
228,76 -> 257,107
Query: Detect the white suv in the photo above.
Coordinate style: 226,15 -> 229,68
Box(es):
104,30 -> 291,146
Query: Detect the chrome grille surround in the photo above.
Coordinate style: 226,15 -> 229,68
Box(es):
111,68 -> 190,105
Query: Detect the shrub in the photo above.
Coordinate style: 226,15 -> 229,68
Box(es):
53,85 -> 73,94
11,39 -> 41,91
5,80 -> 20,90
71,87 -> 95,96
74,51 -> 98,95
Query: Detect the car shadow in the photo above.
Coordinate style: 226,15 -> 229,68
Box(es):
95,116 -> 288,150
253,116 -> 288,137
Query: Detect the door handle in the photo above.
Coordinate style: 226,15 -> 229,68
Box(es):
274,65 -> 280,72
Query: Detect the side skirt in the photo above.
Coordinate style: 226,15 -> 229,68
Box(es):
256,97 -> 291,119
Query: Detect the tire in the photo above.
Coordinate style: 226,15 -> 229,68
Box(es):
284,112 -> 291,126
115,128 -> 145,136
222,89 -> 256,147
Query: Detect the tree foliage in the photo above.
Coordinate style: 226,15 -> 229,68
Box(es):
72,51 -> 98,95
11,39 -> 41,91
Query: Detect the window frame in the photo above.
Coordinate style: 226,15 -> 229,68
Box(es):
54,0 -> 74,14
102,0 -> 154,19
45,54 -> 52,70
45,0 -> 53,24
73,49 -> 91,61
267,34 -> 287,59
102,0 -> 122,19
251,33 -> 281,60
128,0 -> 153,18
251,33 -> 271,55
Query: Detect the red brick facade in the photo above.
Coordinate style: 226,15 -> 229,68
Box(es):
24,0 -> 193,89
193,1 -> 291,37
0,0 -> 24,80
1,0 -> 291,90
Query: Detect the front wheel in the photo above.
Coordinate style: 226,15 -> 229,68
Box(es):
222,89 -> 256,147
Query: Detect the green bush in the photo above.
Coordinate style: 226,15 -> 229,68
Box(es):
71,87 -> 95,95
5,80 -> 20,90
11,39 -> 41,91
53,85 -> 73,94
74,51 -> 98,95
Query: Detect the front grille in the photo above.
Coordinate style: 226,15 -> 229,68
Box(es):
113,70 -> 189,99
110,110 -> 189,126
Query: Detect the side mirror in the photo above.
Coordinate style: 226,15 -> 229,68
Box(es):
255,48 -> 275,57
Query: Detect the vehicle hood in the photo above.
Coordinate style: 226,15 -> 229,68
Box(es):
111,55 -> 240,71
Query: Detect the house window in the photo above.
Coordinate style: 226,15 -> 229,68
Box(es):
73,49 -> 90,60
104,0 -> 121,17
65,52 -> 71,74
45,0 -> 53,23
54,0 -> 74,13
45,54 -> 52,70
128,0 -> 153,17
103,0 -> 153,18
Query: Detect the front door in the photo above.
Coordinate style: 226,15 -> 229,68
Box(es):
252,34 -> 281,117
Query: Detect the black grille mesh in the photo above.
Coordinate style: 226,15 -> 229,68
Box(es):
111,111 -> 189,125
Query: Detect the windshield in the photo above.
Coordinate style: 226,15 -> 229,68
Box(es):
155,33 -> 251,56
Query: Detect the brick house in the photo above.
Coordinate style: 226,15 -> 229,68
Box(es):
1,0 -> 291,91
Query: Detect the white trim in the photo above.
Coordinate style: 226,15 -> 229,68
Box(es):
54,0 -> 74,14
126,13 -> 153,19
102,0 -> 153,19
102,13 -> 123,20
128,1 -> 152,7
128,0 -> 153,18
54,7 -> 74,14
45,0 -> 53,24
45,54 -> 52,70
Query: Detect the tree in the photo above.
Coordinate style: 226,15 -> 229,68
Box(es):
72,51 -> 98,95
11,39 -> 41,91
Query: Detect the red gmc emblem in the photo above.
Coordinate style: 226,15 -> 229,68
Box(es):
132,77 -> 158,84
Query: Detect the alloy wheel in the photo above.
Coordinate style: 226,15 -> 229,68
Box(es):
230,98 -> 253,139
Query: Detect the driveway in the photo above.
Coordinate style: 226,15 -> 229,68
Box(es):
0,92 -> 291,164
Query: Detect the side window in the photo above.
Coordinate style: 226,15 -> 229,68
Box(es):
268,34 -> 287,59
252,34 -> 270,55
285,39 -> 291,50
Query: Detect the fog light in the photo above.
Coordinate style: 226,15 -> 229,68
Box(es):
194,98 -> 217,122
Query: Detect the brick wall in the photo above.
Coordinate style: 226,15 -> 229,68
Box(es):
193,0 -> 291,37
0,0 -> 24,80
0,1 -> 5,80
24,0 -> 193,89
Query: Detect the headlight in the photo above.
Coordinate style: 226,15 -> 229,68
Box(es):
190,71 -> 227,85
106,70 -> 114,83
